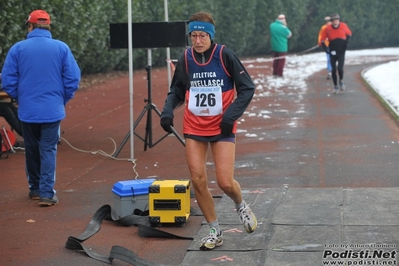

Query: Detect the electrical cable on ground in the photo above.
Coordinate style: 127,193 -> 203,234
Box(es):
60,136 -> 140,179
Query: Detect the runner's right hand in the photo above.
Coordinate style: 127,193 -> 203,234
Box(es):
160,117 -> 174,133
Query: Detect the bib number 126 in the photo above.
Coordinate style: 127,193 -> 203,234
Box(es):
188,86 -> 223,116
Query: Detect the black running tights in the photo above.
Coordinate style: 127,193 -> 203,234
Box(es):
329,51 -> 346,86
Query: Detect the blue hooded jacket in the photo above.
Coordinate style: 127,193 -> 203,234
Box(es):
1,28 -> 80,123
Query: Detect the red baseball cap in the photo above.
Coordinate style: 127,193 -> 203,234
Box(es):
26,10 -> 51,25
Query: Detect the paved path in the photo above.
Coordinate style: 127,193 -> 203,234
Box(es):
0,59 -> 398,265
180,62 -> 399,265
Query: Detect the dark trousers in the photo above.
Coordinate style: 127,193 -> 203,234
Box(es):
329,51 -> 346,86
272,52 -> 287,77
0,102 -> 22,136
21,121 -> 60,199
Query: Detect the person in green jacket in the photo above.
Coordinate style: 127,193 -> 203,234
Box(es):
269,14 -> 292,77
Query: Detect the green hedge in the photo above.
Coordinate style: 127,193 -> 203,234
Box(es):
1,0 -> 398,74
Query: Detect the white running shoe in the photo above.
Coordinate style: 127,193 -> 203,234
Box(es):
333,86 -> 339,94
339,81 -> 345,91
238,204 -> 258,233
200,228 -> 223,250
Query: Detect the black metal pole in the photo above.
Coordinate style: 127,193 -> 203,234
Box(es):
146,50 -> 153,150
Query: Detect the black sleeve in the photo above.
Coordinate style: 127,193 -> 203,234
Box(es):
0,102 -> 22,136
160,51 -> 188,119
221,46 -> 255,125
344,35 -> 351,50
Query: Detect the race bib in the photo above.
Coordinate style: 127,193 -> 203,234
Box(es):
188,86 -> 223,116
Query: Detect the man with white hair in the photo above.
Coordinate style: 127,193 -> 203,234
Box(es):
319,13 -> 352,94
269,14 -> 292,77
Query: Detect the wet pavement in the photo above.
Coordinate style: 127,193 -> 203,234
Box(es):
1,56 -> 399,266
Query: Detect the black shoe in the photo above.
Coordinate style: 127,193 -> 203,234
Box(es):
29,192 -> 40,200
39,195 -> 59,206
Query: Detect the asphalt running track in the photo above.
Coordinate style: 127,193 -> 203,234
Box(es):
1,56 -> 399,265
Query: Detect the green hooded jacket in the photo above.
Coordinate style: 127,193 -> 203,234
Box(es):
270,20 -> 292,52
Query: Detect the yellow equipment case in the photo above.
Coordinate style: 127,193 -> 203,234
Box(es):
148,179 -> 190,225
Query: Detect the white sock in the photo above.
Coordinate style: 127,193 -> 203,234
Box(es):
208,220 -> 221,235
235,200 -> 246,211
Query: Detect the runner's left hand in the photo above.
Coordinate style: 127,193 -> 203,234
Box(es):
220,122 -> 233,136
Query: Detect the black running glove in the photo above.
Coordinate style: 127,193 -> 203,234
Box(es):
220,121 -> 233,136
160,117 -> 174,133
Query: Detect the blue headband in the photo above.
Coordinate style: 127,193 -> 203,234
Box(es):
188,21 -> 215,40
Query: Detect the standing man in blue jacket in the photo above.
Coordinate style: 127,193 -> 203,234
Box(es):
1,10 -> 81,206
269,14 -> 292,77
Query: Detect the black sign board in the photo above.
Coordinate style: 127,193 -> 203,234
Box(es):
110,21 -> 188,49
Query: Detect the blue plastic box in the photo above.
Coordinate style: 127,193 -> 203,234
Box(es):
112,178 -> 155,218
